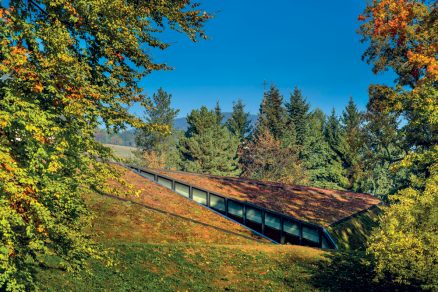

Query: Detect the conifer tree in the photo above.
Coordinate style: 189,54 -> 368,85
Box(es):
254,84 -> 287,140
244,85 -> 307,183
226,99 -> 252,141
358,85 -> 405,198
286,87 -> 310,145
179,106 -> 240,176
214,100 -> 224,125
135,88 -> 181,169
324,109 -> 346,160
301,110 -> 348,189
136,88 -> 179,152
341,97 -> 365,190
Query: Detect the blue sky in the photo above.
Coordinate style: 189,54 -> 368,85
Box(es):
134,1 -> 395,118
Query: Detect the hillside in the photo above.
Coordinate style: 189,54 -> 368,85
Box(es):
35,166 -> 333,291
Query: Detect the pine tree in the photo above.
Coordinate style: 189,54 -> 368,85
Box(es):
286,87 -> 310,145
254,84 -> 287,140
226,99 -> 252,141
136,88 -> 179,152
179,106 -> 240,176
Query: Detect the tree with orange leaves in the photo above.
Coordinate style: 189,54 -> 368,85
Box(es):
0,1 -> 209,290
359,0 -> 437,289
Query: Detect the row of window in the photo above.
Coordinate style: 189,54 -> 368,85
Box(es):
143,170 -> 334,249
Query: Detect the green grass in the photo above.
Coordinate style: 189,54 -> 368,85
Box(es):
35,189 -> 326,290
329,206 -> 382,250
34,172 -> 385,290
36,243 -> 322,291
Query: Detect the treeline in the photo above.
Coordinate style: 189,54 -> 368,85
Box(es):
134,85 -> 405,199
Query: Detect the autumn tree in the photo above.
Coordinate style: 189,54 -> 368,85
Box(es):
359,0 -> 437,288
0,1 -> 208,290
179,105 -> 240,176
240,129 -> 308,185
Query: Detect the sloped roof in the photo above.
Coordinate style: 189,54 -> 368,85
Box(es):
153,169 -> 381,227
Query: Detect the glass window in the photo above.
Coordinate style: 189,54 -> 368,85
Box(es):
175,183 -> 190,198
321,235 -> 331,249
284,220 -> 300,236
302,226 -> 319,243
246,207 -> 262,223
192,188 -> 207,205
210,195 -> 225,212
228,201 -> 244,217
265,213 -> 281,230
157,176 -> 172,189
142,172 -> 155,181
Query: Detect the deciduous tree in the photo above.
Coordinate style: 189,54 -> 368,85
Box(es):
360,0 -> 437,288
0,1 -> 208,289
240,129 -> 308,185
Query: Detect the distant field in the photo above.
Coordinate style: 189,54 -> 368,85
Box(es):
104,143 -> 138,159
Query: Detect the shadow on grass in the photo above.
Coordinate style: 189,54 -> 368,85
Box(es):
310,251 -> 419,292
91,186 -> 267,243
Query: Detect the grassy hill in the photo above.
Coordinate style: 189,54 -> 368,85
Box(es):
35,167 -> 336,291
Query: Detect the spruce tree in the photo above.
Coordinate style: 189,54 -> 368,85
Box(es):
341,97 -> 365,190
324,109 -> 346,159
244,85 -> 307,183
286,87 -> 310,145
179,106 -> 240,176
214,100 -> 224,125
301,109 -> 348,189
254,84 -> 287,140
226,99 -> 252,141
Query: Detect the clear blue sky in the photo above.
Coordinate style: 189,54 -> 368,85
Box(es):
133,0 -> 396,118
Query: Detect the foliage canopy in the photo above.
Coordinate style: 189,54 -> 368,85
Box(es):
0,0 -> 208,289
